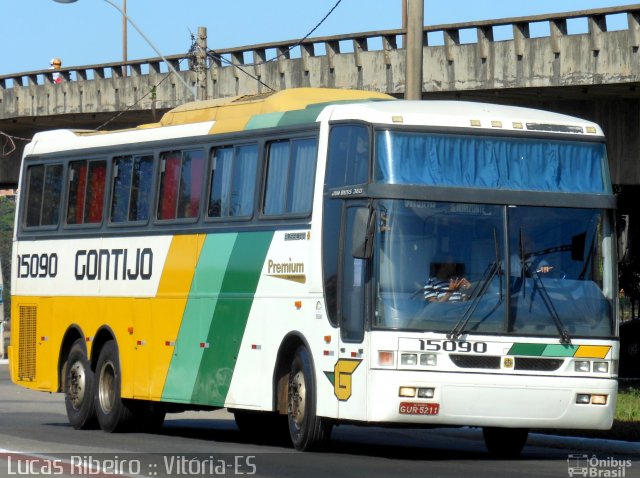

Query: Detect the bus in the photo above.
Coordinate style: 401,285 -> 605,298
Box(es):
9,88 -> 618,455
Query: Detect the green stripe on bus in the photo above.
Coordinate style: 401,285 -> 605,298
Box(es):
507,343 -> 547,356
161,233 -> 238,402
245,112 -> 286,130
190,231 -> 273,406
275,105 -> 325,127
542,344 -> 579,357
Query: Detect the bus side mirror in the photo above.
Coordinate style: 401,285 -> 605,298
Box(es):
352,208 -> 375,259
617,214 -> 630,264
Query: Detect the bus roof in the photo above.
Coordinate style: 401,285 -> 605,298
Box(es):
24,88 -> 604,156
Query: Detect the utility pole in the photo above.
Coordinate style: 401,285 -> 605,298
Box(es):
122,0 -> 127,76
122,0 -> 127,64
405,0 -> 424,100
196,26 -> 208,101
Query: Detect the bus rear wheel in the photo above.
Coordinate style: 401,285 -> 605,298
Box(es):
287,346 -> 332,450
482,427 -> 529,458
64,339 -> 97,429
94,340 -> 135,432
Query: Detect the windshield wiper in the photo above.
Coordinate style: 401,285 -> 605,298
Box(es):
518,230 -> 571,344
449,228 -> 502,340
526,265 -> 572,344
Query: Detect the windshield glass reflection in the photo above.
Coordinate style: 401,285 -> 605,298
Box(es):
374,200 -> 614,337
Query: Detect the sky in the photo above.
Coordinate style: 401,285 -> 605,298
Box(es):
0,0 -> 638,76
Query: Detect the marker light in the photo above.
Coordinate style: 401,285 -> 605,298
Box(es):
420,354 -> 437,366
417,388 -> 435,399
378,351 -> 395,366
574,361 -> 591,372
593,362 -> 609,373
576,394 -> 591,404
399,387 -> 416,397
591,395 -> 608,405
401,354 -> 418,366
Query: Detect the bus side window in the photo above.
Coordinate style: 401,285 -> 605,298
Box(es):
24,163 -> 63,228
263,138 -> 317,216
110,155 -> 154,223
208,144 -> 257,219
66,159 -> 106,225
157,149 -> 204,220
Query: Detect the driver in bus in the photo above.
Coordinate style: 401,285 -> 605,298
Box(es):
423,261 -> 471,302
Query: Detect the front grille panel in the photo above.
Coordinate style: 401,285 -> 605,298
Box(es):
514,357 -> 564,371
450,354 -> 501,369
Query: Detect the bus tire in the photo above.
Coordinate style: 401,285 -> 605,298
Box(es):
64,339 -> 98,429
482,427 -> 528,458
234,410 -> 289,443
133,401 -> 166,432
287,346 -> 332,450
94,340 -> 135,432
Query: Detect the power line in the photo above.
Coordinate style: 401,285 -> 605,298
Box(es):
206,0 -> 344,90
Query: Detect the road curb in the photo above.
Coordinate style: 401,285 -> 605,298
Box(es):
0,359 -> 8,365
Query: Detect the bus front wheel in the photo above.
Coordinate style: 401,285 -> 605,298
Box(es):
94,340 -> 135,432
64,339 -> 97,429
287,346 -> 332,450
482,427 -> 529,458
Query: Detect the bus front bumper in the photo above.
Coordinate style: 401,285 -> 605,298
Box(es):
367,370 -> 616,429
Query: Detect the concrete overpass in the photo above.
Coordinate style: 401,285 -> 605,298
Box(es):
2,4 -> 640,187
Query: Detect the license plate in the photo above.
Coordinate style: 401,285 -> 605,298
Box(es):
399,402 -> 440,415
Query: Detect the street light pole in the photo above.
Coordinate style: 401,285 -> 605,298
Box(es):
53,0 -> 196,100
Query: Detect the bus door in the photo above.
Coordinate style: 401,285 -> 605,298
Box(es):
336,205 -> 370,421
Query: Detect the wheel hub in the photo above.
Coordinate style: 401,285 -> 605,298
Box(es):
68,361 -> 86,409
289,370 -> 306,427
98,361 -> 116,413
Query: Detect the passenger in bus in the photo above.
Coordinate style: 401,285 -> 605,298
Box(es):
423,261 -> 471,302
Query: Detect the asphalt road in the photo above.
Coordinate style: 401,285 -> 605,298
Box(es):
0,364 -> 638,478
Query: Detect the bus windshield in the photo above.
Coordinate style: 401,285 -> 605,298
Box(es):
373,200 -> 615,338
375,130 -> 611,194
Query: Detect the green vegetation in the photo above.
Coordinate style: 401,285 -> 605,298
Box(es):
0,196 -> 15,319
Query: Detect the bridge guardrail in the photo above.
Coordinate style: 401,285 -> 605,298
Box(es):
2,4 -> 640,90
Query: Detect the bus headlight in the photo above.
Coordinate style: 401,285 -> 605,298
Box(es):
399,387 -> 416,397
576,394 -> 591,404
417,387 -> 435,399
401,354 -> 418,366
593,362 -> 609,373
574,361 -> 590,372
420,353 -> 437,366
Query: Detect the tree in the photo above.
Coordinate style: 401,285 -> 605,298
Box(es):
0,196 -> 16,319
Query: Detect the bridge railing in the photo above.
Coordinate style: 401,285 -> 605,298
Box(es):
2,4 -> 640,91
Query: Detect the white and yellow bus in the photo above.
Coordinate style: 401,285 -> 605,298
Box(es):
9,88 -> 618,455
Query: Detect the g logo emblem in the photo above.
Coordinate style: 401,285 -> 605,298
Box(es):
324,359 -> 362,401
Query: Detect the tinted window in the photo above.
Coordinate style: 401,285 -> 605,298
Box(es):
110,155 -> 154,223
263,138 -> 317,216
157,149 -> 205,220
66,160 -> 107,225
208,144 -> 258,219
322,126 -> 370,326
25,163 -> 63,228
326,125 -> 370,187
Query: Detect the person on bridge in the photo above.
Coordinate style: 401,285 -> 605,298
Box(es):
49,58 -> 62,84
